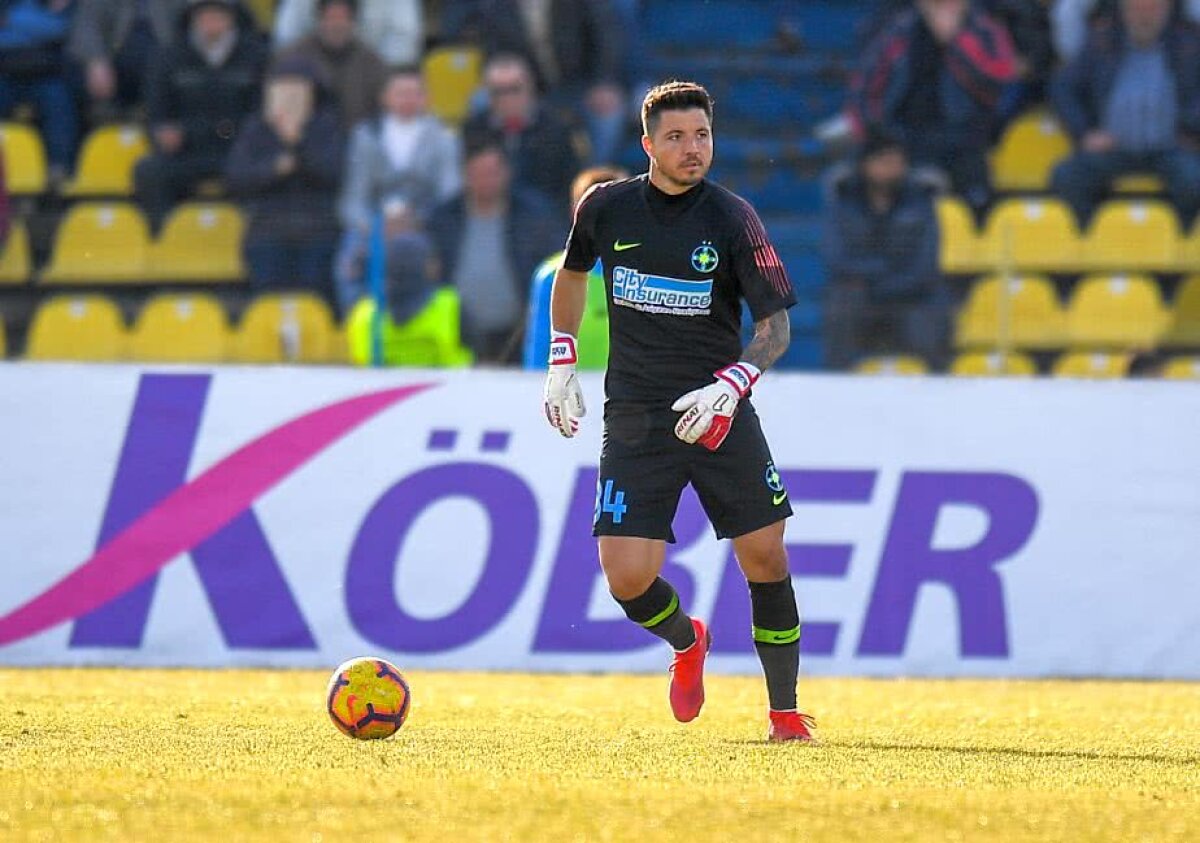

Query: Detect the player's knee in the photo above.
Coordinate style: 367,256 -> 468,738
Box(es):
738,543 -> 789,582
603,564 -> 658,601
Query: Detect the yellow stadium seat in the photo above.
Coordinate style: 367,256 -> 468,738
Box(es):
346,288 -> 473,367
936,197 -> 987,273
127,294 -> 231,363
423,46 -> 482,125
26,295 -> 127,361
1083,201 -> 1181,272
233,294 -> 337,363
983,199 -> 1083,272
63,125 -> 149,197
147,203 -> 245,282
1113,174 -> 1164,194
1052,351 -> 1131,378
1164,275 -> 1200,348
990,110 -> 1071,191
0,314 -> 6,357
950,351 -> 1038,377
855,355 -> 929,375
244,0 -> 274,29
0,122 -> 47,194
0,221 -> 31,284
1161,356 -> 1200,380
1066,274 -> 1169,348
955,274 -> 1066,350
40,202 -> 150,284
1183,217 -> 1200,268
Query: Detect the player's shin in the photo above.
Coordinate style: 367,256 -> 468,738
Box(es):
614,577 -> 697,651
748,577 -> 801,711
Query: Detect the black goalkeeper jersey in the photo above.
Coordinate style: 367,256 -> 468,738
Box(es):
563,174 -> 797,406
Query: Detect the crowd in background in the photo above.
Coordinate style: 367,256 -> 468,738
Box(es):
824,0 -> 1200,367
1,0 -> 1197,369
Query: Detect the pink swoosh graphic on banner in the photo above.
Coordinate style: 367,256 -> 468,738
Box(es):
0,383 -> 434,646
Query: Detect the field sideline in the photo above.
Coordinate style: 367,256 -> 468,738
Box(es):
2,670 -> 1198,841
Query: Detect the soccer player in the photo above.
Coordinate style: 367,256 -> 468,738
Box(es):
542,81 -> 817,743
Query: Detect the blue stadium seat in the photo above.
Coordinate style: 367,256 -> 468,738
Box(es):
644,0 -> 777,50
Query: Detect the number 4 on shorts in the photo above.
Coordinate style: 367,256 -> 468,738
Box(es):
599,479 -> 627,524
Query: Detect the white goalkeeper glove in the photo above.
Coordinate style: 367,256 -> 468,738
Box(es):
671,362 -> 761,451
543,333 -> 586,438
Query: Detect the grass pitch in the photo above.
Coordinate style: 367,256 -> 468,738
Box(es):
1,670 -> 1198,842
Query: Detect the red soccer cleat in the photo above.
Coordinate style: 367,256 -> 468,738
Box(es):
768,710 -> 819,743
668,618 -> 711,723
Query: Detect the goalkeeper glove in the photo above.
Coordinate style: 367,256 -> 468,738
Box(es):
543,332 -> 586,438
671,362 -> 761,450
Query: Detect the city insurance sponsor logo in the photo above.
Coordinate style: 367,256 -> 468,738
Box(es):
0,373 -> 1041,661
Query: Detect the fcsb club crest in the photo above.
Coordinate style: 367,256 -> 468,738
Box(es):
691,243 -> 719,273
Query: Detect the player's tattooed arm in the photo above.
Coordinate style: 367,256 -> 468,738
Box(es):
743,309 -> 791,373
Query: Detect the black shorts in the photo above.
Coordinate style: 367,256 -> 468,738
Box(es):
592,400 -> 793,542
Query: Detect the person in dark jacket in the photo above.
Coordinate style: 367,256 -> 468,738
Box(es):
224,54 -> 343,299
462,52 -> 580,210
821,132 -> 947,371
133,0 -> 267,227
0,0 -> 79,178
444,0 -> 627,165
849,0 -> 1018,212
427,141 -> 564,364
1050,0 -> 1200,225
69,0 -> 188,116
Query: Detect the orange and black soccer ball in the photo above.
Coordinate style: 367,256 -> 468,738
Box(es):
326,657 -> 412,740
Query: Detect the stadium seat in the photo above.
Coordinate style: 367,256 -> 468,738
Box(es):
1066,274 -> 1169,348
1164,275 -> 1200,348
855,355 -> 929,375
233,294 -> 338,363
147,203 -> 245,282
936,197 -> 988,274
423,47 -> 482,125
1183,217 -> 1200,269
346,287 -> 473,367
1161,356 -> 1200,380
244,0 -> 274,29
127,294 -> 231,362
950,351 -> 1038,377
0,314 -> 6,357
990,110 -> 1071,191
0,221 -> 31,284
63,125 -> 149,197
40,203 -> 150,284
26,295 -> 127,361
1052,351 -> 1131,378
983,199 -> 1083,272
1113,174 -> 1164,194
0,122 -> 47,194
955,274 -> 1066,350
1082,201 -> 1181,272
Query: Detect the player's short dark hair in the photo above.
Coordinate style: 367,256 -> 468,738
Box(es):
641,80 -> 713,137
318,0 -> 358,16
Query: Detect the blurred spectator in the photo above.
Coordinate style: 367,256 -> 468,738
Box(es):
429,141 -> 563,364
134,0 -> 267,227
1053,0 -> 1200,60
69,0 -> 187,118
334,65 -> 461,316
821,132 -> 947,371
273,0 -> 421,67
982,0 -> 1055,119
275,0 -> 386,130
0,0 -> 79,179
522,164 -> 627,369
850,0 -> 1018,212
463,53 -> 580,208
225,54 -> 343,299
444,0 -> 627,165
1050,0 -> 1200,225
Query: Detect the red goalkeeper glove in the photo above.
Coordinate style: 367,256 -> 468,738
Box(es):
671,362 -> 760,450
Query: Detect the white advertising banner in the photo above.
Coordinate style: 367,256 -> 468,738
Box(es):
1,362 -> 1198,678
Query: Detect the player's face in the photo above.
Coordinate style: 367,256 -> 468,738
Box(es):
643,108 -> 713,191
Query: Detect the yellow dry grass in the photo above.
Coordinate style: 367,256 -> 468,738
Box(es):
1,670 -> 1198,842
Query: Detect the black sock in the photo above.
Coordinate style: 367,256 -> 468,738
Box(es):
749,577 -> 800,711
615,577 -> 697,651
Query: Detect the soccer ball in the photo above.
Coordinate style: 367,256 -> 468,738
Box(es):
326,656 -> 412,740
